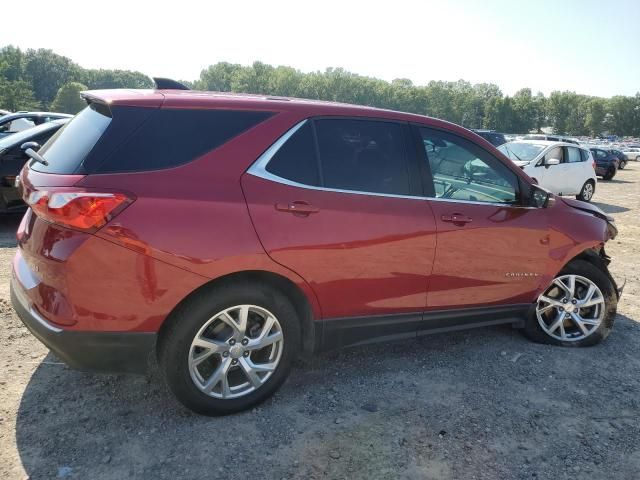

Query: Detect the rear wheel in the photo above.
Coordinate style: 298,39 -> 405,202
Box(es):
158,282 -> 300,415
524,260 -> 617,347
603,168 -> 616,180
576,180 -> 595,202
619,160 -> 626,170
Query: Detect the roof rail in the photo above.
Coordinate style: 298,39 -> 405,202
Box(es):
153,77 -> 190,90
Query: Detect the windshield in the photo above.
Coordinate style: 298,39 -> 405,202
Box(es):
498,142 -> 546,162
0,121 -> 62,150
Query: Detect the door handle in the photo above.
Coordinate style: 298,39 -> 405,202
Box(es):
441,214 -> 473,224
275,201 -> 319,215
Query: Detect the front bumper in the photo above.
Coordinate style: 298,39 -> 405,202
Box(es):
10,275 -> 156,374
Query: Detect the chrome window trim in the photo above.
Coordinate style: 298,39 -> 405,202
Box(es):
247,119 -> 534,209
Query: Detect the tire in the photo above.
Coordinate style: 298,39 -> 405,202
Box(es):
619,161 -> 626,170
158,282 -> 301,415
603,168 -> 615,180
636,156 -> 640,162
576,180 -> 595,202
524,259 -> 617,347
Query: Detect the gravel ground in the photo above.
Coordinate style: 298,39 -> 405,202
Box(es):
1,166 -> 639,480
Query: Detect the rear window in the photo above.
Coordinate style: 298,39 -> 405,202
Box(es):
95,108 -> 274,173
33,104 -> 274,174
32,104 -> 112,174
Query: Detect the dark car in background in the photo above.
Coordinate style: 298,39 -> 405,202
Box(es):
607,149 -> 627,169
590,148 -> 620,180
0,112 -> 72,139
471,129 -> 507,146
0,118 -> 69,213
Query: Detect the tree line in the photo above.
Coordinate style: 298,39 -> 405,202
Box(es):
1,45 -> 639,136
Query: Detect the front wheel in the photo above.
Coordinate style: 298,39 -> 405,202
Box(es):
158,283 -> 301,415
576,180 -> 595,202
524,260 -> 617,347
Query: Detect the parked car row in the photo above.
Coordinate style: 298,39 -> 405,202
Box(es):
0,110 -> 71,213
621,146 -> 640,161
0,111 -> 72,139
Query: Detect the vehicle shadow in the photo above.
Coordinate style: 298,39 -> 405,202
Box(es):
14,312 -> 640,479
605,178 -> 634,184
591,202 -> 630,214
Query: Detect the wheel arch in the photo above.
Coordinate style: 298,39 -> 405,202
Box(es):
157,269 -> 320,357
555,246 -> 620,298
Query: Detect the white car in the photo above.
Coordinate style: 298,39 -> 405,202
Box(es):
498,140 -> 597,202
621,147 -> 640,161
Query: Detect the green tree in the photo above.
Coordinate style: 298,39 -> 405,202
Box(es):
532,92 -> 547,133
0,78 -> 40,111
511,88 -> 535,133
547,91 -> 570,134
0,45 -> 25,82
196,62 -> 244,91
585,98 -> 606,136
50,82 -> 87,114
82,69 -> 153,89
607,95 -> 638,136
23,48 -> 80,106
6,45 -> 640,135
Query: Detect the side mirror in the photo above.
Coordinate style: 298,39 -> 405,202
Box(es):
545,158 -> 560,168
20,141 -> 40,152
530,185 -> 555,208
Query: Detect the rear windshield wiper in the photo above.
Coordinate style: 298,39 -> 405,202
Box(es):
25,147 -> 49,166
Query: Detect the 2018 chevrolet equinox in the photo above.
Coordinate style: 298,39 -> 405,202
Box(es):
11,80 -> 623,415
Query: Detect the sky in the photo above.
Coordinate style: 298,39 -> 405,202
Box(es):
1,0 -> 639,98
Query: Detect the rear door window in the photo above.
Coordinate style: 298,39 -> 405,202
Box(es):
580,149 -> 591,162
315,119 -> 411,195
565,147 -> 582,163
265,122 -> 319,186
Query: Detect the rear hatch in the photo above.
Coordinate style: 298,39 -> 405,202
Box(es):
16,91 -> 276,327
15,95 -> 161,326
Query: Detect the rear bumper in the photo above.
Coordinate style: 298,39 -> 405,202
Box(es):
10,275 -> 155,374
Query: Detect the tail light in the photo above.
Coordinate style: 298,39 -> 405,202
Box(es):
592,161 -> 596,170
26,189 -> 134,233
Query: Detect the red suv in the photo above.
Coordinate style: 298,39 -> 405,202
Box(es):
11,83 -> 623,415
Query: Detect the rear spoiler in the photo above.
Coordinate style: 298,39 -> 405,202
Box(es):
79,89 -> 165,108
153,77 -> 190,90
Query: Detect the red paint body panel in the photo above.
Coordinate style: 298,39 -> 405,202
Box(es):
426,202 -> 551,308
13,89 -> 613,340
14,209 -> 207,332
242,174 -> 437,318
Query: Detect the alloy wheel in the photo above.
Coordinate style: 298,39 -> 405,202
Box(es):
536,274 -> 605,342
582,182 -> 594,201
188,305 -> 284,399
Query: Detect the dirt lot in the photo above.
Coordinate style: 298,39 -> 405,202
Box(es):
0,167 -> 639,480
